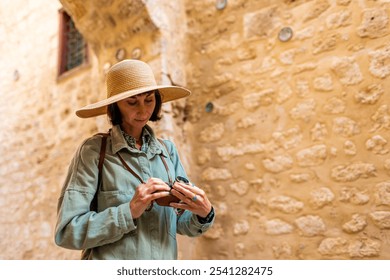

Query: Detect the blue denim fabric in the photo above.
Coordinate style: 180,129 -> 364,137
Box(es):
55,125 -> 214,259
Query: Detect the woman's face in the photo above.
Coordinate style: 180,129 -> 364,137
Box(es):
117,91 -> 156,131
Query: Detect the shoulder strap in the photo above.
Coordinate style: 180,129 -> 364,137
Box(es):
117,153 -> 145,183
157,138 -> 172,160
90,133 -> 109,211
157,138 -> 174,185
97,133 -> 108,187
82,132 -> 108,259
157,138 -> 186,216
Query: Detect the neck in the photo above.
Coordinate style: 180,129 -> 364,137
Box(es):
120,124 -> 143,141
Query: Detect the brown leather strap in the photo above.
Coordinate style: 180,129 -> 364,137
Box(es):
159,155 -> 172,186
98,137 -> 173,212
117,138 -> 172,185
97,134 -> 108,188
157,138 -> 171,160
157,138 -> 173,185
117,153 -> 145,184
90,133 -> 109,211
117,152 -> 156,211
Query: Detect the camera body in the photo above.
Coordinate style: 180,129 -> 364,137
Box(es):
155,176 -> 189,206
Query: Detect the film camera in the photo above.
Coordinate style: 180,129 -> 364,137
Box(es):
155,176 -> 189,206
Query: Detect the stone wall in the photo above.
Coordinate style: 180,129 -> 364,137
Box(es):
0,0 -> 97,259
0,0 -> 389,260
183,0 -> 390,259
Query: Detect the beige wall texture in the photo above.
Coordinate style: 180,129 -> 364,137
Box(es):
1,0 -> 389,260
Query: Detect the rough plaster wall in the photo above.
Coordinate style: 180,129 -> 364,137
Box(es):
183,0 -> 390,259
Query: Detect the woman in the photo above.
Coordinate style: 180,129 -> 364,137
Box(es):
55,59 -> 215,260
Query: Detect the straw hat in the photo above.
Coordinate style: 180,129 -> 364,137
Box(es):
76,59 -> 191,118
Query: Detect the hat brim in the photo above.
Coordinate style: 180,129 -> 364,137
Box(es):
75,85 -> 191,118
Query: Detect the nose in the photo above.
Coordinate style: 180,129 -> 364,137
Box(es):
136,103 -> 148,116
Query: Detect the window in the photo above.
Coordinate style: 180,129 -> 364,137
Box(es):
58,9 -> 88,76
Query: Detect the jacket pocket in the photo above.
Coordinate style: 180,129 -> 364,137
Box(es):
97,190 -> 133,211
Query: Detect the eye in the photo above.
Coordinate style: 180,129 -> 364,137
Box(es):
127,100 -> 137,106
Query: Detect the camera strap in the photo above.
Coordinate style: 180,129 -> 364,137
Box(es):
117,153 -> 146,184
116,145 -> 172,186
96,135 -> 177,212
116,139 -> 174,212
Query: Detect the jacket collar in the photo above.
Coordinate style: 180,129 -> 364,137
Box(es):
110,124 -> 168,159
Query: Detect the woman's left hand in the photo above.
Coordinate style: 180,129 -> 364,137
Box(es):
169,182 -> 212,218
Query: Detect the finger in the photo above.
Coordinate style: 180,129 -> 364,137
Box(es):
172,182 -> 197,198
146,178 -> 170,189
146,181 -> 171,194
150,191 -> 171,200
171,181 -> 206,205
147,177 -> 166,185
170,201 -> 191,210
174,181 -> 197,192
170,188 -> 188,201
170,189 -> 199,205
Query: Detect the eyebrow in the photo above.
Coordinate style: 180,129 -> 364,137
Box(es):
145,91 -> 155,97
129,91 -> 155,99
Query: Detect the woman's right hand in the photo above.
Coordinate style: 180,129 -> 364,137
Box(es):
129,178 -> 171,219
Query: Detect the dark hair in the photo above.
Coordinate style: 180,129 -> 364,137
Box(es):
107,90 -> 162,125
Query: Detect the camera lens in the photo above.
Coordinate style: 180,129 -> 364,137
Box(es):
175,176 -> 189,184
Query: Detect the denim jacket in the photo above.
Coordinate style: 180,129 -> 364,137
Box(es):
55,125 -> 214,259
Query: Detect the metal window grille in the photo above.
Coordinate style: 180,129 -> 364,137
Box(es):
65,19 -> 85,71
58,10 -> 88,76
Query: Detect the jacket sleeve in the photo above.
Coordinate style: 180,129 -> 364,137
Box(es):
54,135 -> 137,250
161,140 -> 215,237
